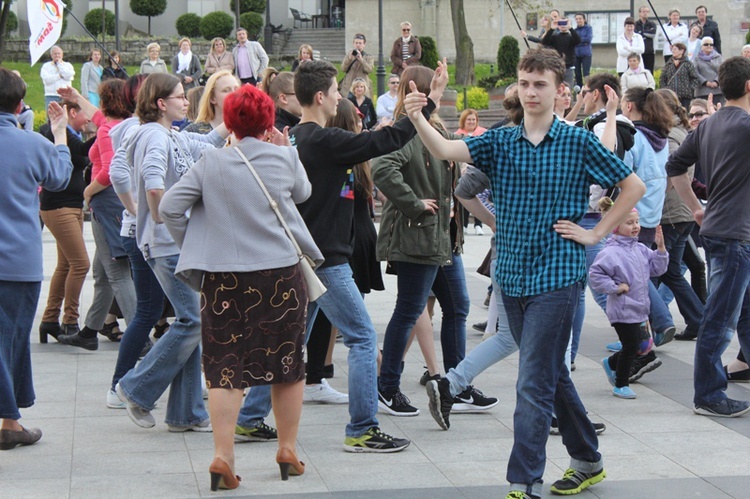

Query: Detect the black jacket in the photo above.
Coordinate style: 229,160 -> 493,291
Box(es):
635,19 -> 657,54
38,125 -> 95,211
542,29 -> 581,67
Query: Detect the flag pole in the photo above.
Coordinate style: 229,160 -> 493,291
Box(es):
61,4 -> 125,73
645,0 -> 671,46
505,0 -> 530,49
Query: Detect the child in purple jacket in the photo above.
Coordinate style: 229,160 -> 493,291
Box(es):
589,198 -> 668,399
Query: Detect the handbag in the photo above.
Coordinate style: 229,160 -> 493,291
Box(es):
234,147 -> 327,301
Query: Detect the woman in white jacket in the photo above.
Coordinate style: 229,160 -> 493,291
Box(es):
620,53 -> 655,94
616,17 -> 644,75
661,9 -> 688,63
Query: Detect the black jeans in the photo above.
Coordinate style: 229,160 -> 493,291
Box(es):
609,322 -> 641,388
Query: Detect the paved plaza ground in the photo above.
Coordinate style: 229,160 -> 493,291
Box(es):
1,222 -> 749,498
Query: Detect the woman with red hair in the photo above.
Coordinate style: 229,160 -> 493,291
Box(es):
159,84 -> 322,489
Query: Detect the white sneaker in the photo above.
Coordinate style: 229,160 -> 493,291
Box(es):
167,419 -> 213,432
474,226 -> 484,236
303,379 -> 349,404
106,389 -> 125,409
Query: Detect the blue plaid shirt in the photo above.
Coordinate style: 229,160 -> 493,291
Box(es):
465,118 -> 631,297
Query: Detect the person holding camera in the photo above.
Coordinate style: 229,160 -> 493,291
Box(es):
541,16 -> 581,87
339,34 -> 374,98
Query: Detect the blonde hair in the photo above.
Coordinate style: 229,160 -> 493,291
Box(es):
178,38 -> 192,49
298,44 -> 313,59
196,70 -> 239,123
210,37 -> 226,54
350,77 -> 369,94
598,196 -> 615,213
458,109 -> 479,130
146,42 -> 161,55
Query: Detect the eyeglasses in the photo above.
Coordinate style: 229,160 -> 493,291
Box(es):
702,43 -> 713,47
580,89 -> 590,97
389,81 -> 400,85
688,111 -> 707,119
165,95 -> 188,101
402,29 -> 411,32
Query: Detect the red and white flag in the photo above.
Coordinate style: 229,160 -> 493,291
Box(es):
28,0 -> 64,65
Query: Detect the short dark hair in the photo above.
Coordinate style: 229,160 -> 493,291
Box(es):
695,5 -> 707,13
294,60 -> 338,106
719,56 -> 750,101
517,48 -> 565,85
575,13 -> 586,20
99,79 -> 131,119
0,67 -> 27,114
354,33 -> 366,42
586,72 -> 621,102
624,17 -> 635,25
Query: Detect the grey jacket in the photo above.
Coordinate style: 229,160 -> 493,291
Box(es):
171,53 -> 202,90
126,122 -> 225,259
661,122 -> 693,225
80,62 -> 102,97
159,138 -> 323,291
232,41 -> 268,79
693,52 -> 723,98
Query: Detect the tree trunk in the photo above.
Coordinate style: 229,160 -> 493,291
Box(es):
147,16 -> 151,36
450,0 -> 475,87
0,1 -> 11,65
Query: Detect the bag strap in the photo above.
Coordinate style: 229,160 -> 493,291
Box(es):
234,146 -> 305,261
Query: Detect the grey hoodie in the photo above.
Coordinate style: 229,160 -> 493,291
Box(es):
126,123 -> 225,258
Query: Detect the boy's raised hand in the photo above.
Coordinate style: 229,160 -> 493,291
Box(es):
604,84 -> 619,115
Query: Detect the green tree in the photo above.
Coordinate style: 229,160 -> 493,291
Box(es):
0,0 -> 15,63
84,8 -> 116,37
239,12 -> 263,40
450,0 -> 475,86
497,36 -> 520,78
229,0 -> 266,14
200,11 -> 234,40
176,13 -> 202,38
130,0 -> 168,36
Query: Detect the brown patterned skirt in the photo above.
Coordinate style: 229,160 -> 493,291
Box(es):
200,264 -> 308,389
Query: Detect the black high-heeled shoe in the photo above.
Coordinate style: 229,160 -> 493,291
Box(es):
39,322 -> 62,344
209,457 -> 240,491
276,448 -> 305,480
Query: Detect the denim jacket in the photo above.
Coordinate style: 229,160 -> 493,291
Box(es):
589,235 -> 668,324
574,24 -> 593,57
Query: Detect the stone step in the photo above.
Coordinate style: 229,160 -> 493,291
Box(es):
280,28 -> 346,61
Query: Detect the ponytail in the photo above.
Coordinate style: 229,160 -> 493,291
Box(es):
624,87 -> 672,136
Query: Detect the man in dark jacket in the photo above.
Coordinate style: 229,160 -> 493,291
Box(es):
635,6 -> 657,72
542,17 -> 581,87
693,6 -> 721,54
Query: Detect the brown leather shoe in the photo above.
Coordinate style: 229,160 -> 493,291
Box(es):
0,426 -> 43,450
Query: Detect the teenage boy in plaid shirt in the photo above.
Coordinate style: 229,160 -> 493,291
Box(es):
403,49 -> 645,499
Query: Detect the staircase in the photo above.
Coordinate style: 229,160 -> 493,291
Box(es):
277,28 -> 347,62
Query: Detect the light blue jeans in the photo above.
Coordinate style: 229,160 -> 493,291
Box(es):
117,254 -> 207,426
238,263 -> 379,438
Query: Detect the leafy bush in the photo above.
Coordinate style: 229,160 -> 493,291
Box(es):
747,29 -> 750,45
176,13 -> 202,37
239,12 -> 264,40
200,11 -> 234,40
230,0 -> 266,13
653,68 -> 662,89
457,87 -> 489,111
84,8 -> 116,36
497,36 -> 520,78
419,36 -> 438,70
34,111 -> 47,132
4,10 -> 18,35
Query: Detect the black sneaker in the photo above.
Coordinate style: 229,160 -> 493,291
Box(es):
343,427 -> 410,453
452,386 -> 498,412
629,351 -> 662,383
472,321 -> 487,332
693,398 -> 750,418
234,422 -> 278,442
550,467 -> 606,495
426,378 -> 453,430
419,369 -> 440,386
550,417 -> 606,436
378,388 -> 420,416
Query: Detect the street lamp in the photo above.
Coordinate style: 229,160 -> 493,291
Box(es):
376,0 -> 385,96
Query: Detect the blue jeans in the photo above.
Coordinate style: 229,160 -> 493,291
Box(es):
572,215 -> 608,361
574,55 -> 592,87
117,254 -> 207,426
0,281 -> 40,420
694,237 -> 750,406
446,268 -> 517,396
502,283 -> 602,497
237,263 -> 380,437
110,237 -> 166,391
380,255 -> 469,392
657,222 -> 704,333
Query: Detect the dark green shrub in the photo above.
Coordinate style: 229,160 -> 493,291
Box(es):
497,35 -> 520,78
84,8 -> 116,36
230,0 -> 266,14
176,13 -> 202,37
239,12 -> 264,40
746,29 -> 750,45
5,10 -> 18,36
200,11 -> 234,40
419,36 -> 438,70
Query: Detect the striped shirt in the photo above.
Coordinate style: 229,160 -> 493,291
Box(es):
464,117 -> 631,297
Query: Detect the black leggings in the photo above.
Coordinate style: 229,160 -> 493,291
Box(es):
305,311 -> 332,385
608,322 -> 641,387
